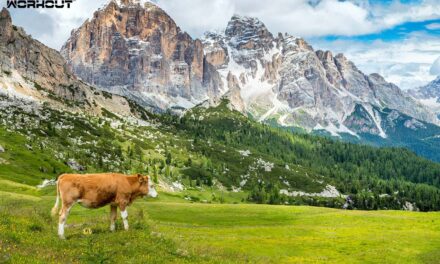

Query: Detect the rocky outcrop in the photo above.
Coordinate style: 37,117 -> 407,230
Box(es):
0,8 -> 140,119
62,0 -> 222,111
409,76 -> 440,118
0,7 -> 78,100
0,8 -> 13,42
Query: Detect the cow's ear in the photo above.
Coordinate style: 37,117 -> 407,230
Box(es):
137,174 -> 144,183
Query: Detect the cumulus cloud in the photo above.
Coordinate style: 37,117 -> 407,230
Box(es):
377,0 -> 440,29
158,0 -> 440,38
426,23 -> 440,30
2,0 -> 440,49
159,0 -> 375,37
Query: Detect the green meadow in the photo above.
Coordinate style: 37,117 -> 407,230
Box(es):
1,100 -> 440,263
1,189 -> 439,264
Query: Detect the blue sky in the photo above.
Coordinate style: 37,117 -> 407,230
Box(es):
1,0 -> 439,89
321,18 -> 440,42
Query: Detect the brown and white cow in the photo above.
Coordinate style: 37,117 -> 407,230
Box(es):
51,173 -> 158,239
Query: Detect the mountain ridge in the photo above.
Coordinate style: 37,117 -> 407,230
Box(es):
62,2 -> 439,136
0,7 -> 149,121
409,76 -> 440,119
61,0 -> 224,112
57,1 -> 440,161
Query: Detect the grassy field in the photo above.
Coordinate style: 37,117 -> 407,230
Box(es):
1,190 -> 439,263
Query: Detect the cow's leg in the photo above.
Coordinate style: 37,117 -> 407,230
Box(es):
110,205 -> 117,232
58,202 -> 74,239
119,204 -> 129,231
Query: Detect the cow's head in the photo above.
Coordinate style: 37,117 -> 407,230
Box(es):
137,174 -> 158,198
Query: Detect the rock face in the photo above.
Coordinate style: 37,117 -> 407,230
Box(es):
0,7 -> 141,119
62,2 -> 439,138
67,159 -> 85,171
409,76 -> 440,118
0,8 -> 78,100
62,0 -> 221,111
202,14 -> 439,138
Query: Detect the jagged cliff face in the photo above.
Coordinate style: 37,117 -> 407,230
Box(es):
202,14 -> 439,138
0,8 -> 76,99
0,8 -> 140,119
62,0 -> 221,111
409,76 -> 440,118
61,1 -> 438,138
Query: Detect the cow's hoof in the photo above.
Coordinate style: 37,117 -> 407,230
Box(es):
59,235 -> 66,240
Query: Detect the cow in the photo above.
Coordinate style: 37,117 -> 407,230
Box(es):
51,173 -> 158,239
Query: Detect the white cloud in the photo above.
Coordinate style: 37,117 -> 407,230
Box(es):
3,0 -> 440,49
378,1 -> 440,28
156,0 -> 440,38
157,0 -> 234,36
426,23 -> 440,30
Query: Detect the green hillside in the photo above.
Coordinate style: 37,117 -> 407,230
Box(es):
1,97 -> 440,210
2,96 -> 440,263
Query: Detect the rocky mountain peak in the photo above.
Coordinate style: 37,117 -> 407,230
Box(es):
410,76 -> 440,107
95,0 -> 175,40
368,73 -> 387,83
0,9 -> 139,118
112,0 -> 155,8
0,8 -> 12,41
0,8 -> 11,24
62,0 -> 223,111
430,76 -> 440,86
315,50 -> 334,63
225,14 -> 274,50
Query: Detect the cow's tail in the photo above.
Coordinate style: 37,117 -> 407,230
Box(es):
51,178 -> 61,217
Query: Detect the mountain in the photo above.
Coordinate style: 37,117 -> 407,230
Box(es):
0,7 -> 149,120
409,76 -> 440,119
2,7 -> 440,212
202,15 -> 438,137
61,1 -> 440,161
61,0 -> 223,111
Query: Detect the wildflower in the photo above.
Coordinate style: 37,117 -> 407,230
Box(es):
82,228 -> 92,235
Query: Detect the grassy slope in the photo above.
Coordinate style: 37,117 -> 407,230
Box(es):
0,192 -> 439,264
1,98 -> 440,263
0,98 -> 326,197
2,99 -> 440,211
